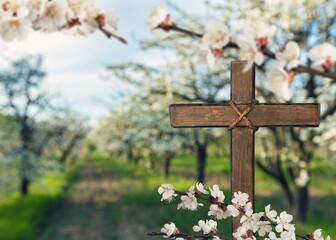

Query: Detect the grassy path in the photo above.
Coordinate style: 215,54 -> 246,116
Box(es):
38,160 -> 119,240
37,155 -> 336,239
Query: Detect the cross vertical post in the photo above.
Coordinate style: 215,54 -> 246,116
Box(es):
230,62 -> 255,233
169,60 -> 320,238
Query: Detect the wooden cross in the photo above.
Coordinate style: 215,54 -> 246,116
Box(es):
169,61 -> 320,235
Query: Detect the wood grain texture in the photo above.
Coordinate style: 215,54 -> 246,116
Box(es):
231,61 -> 255,234
168,61 -> 321,238
169,103 -> 320,128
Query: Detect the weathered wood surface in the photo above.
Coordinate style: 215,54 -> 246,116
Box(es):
169,103 -> 320,128
230,61 -> 255,234
168,61 -> 321,238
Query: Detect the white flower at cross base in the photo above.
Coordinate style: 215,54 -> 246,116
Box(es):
161,222 -> 180,238
257,220 -> 272,237
280,230 -> 296,240
243,20 -> 276,48
158,183 -> 177,202
265,204 -> 277,222
34,0 -> 68,32
227,192 -> 249,217
209,184 -> 225,203
147,5 -> 172,39
275,211 -> 294,233
276,41 -> 301,70
201,21 -> 230,68
233,226 -> 256,240
208,204 -> 230,220
177,192 -> 202,211
237,38 -> 264,72
192,219 -> 217,235
265,232 -> 280,240
308,42 -> 336,72
266,64 -> 294,101
240,208 -> 263,232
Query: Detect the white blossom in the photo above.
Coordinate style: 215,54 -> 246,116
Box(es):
240,208 -> 263,231
188,185 -> 195,194
275,211 -> 294,233
147,5 -> 171,39
308,42 -> 336,71
280,230 -> 296,240
265,204 -> 277,222
158,183 -> 177,202
308,229 -> 330,240
310,229 -> 323,240
265,232 -> 280,240
233,191 -> 249,206
1,17 -> 31,41
266,65 -> 294,101
257,221 -> 272,237
193,219 -> 217,234
0,0 -> 29,20
177,193 -> 202,211
27,0 -> 46,21
233,226 -> 256,240
34,0 -> 68,32
238,39 -> 264,72
196,182 -> 209,194
243,20 -> 276,47
209,184 -> 225,203
208,204 -> 230,220
161,222 -> 180,237
201,21 -> 230,68
276,41 -> 301,69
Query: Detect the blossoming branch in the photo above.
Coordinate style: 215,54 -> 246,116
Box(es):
147,5 -> 336,101
147,183 -> 331,240
0,0 -> 127,43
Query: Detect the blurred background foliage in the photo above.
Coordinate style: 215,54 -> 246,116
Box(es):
0,0 -> 336,239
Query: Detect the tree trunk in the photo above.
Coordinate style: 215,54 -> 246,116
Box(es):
127,149 -> 133,162
196,143 -> 207,183
161,154 -> 172,178
20,176 -> 30,197
296,185 -> 309,221
19,120 -> 33,196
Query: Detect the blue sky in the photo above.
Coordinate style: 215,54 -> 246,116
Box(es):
0,0 -> 206,125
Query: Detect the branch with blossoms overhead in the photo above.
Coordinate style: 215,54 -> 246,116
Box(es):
147,5 -> 336,101
0,0 -> 127,44
147,183 -> 331,240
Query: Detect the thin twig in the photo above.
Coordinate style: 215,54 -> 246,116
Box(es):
99,27 -> 128,44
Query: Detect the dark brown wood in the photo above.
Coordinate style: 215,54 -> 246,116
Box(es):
230,61 -> 255,234
169,104 -> 320,128
168,60 -> 320,238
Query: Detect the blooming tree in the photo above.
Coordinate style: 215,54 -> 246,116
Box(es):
0,0 -> 126,43
145,1 -> 336,221
148,183 -> 331,240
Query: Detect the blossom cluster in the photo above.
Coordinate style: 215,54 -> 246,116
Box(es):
147,5 -> 336,101
0,0 -> 124,42
154,183 -> 331,240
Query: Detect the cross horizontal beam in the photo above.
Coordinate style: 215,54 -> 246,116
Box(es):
170,103 -> 320,128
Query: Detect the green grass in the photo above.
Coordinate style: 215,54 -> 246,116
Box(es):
0,153 -> 335,239
98,154 -> 336,238
0,164 -> 82,240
